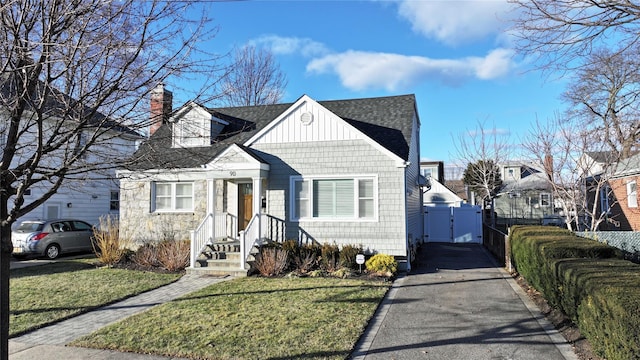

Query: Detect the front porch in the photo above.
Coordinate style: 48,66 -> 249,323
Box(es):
187,143 -> 273,276
187,212 -> 287,276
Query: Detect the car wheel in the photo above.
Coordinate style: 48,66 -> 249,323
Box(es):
45,244 -> 60,259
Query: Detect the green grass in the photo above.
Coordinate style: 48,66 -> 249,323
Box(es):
72,276 -> 390,360
10,258 -> 181,336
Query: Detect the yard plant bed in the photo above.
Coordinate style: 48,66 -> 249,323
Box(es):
71,276 -> 390,360
10,258 -> 182,337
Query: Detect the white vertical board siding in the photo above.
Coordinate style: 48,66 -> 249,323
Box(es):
252,101 -> 360,145
405,113 -> 423,248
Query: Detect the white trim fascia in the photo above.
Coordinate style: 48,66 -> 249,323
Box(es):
205,143 -> 268,170
243,94 -> 409,164
170,101 -> 229,125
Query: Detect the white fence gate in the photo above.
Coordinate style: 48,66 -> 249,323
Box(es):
424,206 -> 482,243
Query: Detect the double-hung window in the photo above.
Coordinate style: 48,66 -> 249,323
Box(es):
627,180 -> 637,208
540,193 -> 551,207
291,176 -> 376,220
599,184 -> 612,214
152,182 -> 193,212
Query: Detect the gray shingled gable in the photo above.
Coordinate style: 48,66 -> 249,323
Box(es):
127,94 -> 416,170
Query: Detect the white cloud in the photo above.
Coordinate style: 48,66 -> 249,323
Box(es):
306,48 -> 515,91
249,35 -> 330,57
395,0 -> 513,46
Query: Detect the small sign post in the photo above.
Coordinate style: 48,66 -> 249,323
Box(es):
356,254 -> 365,273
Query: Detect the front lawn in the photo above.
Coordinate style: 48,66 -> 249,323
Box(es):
10,258 -> 182,336
72,276 -> 390,360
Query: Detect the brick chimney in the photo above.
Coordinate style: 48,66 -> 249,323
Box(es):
149,83 -> 172,136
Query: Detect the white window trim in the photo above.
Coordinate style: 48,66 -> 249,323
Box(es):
540,193 -> 551,207
289,175 -> 378,222
599,185 -> 611,214
627,180 -> 637,208
151,182 -> 194,213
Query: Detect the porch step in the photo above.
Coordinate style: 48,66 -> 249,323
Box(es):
186,267 -> 248,277
192,239 -> 251,277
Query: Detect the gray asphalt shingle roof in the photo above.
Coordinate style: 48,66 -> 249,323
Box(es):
128,94 -> 417,170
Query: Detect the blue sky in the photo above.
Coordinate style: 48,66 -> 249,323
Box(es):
175,0 -> 568,166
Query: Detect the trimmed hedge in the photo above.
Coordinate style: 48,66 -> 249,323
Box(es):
510,226 -> 640,360
510,226 -> 619,306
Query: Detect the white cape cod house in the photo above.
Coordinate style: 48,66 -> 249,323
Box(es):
118,85 -> 425,273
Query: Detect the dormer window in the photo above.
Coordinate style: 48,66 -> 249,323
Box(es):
174,120 -> 207,147
171,104 -> 228,148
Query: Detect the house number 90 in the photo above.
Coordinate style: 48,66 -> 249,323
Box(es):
229,171 -> 236,176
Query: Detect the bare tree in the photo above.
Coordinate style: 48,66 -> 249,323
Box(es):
220,45 -> 287,106
454,121 -> 510,207
523,114 -> 620,231
509,0 -> 640,72
0,1 -> 224,356
563,46 -> 640,159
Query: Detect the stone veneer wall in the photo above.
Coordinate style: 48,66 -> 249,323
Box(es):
119,177 -> 208,245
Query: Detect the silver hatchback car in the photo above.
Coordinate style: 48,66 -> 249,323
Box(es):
12,219 -> 95,259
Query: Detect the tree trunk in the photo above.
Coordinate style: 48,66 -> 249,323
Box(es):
0,183 -> 11,360
0,240 -> 8,360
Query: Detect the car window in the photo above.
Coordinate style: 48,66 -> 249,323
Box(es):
71,221 -> 92,231
16,222 -> 44,232
52,222 -> 72,232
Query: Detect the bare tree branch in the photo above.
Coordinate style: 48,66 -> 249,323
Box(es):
219,45 -> 288,106
0,1 -> 226,356
509,0 -> 640,72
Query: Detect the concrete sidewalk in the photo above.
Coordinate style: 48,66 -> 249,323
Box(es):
351,242 -> 578,360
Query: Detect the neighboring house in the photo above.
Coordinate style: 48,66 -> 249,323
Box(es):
420,160 -> 481,243
493,161 -> 555,226
118,85 -> 425,271
419,160 -> 463,207
419,160 -> 444,184
2,83 -> 143,230
589,152 -> 640,231
423,178 -> 464,207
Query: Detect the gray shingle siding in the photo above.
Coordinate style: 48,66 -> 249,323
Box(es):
255,140 -> 408,256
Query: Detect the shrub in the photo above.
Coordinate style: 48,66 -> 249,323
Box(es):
292,244 -> 319,274
365,254 -> 397,277
93,215 -> 129,266
254,247 -> 289,277
339,244 -> 363,270
156,240 -> 190,272
320,243 -> 340,272
131,242 -> 160,268
331,267 -> 354,279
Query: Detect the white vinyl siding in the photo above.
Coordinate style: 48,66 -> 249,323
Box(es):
152,182 -> 194,212
291,176 -> 376,221
627,180 -> 637,208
